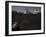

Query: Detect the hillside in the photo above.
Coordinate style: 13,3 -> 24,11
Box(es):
12,11 -> 41,31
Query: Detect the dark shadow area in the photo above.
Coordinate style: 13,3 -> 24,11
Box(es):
12,11 -> 41,31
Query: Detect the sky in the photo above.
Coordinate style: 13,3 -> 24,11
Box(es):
12,6 -> 41,14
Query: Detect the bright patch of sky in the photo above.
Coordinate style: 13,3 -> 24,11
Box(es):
12,6 -> 41,14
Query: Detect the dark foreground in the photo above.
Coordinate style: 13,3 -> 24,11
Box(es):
12,11 -> 41,31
